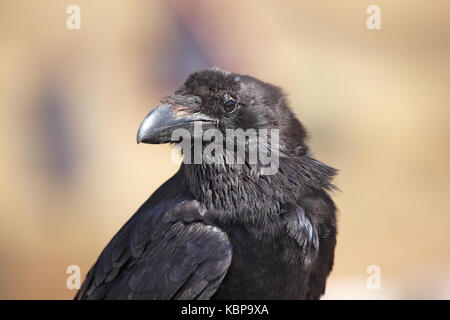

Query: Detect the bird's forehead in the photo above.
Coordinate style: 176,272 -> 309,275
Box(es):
178,70 -> 242,97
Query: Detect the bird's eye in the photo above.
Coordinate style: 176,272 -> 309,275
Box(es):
223,99 -> 237,113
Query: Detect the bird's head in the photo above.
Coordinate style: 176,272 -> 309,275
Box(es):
137,68 -> 337,234
137,68 -> 309,158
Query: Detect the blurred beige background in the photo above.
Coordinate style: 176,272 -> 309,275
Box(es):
0,0 -> 449,299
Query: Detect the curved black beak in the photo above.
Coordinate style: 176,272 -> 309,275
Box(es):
137,103 -> 216,144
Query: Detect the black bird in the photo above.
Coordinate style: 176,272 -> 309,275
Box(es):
75,68 -> 338,300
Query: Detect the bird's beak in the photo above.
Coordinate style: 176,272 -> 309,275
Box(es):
137,103 -> 216,144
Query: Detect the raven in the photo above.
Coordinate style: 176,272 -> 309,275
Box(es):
75,68 -> 338,300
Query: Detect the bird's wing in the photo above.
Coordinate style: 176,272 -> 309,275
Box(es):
304,191 -> 337,300
75,197 -> 232,300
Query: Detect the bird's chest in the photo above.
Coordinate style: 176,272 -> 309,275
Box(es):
211,225 -> 310,300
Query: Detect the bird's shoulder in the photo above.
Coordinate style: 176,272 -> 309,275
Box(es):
76,172 -> 232,299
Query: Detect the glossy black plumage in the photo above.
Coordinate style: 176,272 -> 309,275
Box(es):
76,68 -> 338,300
